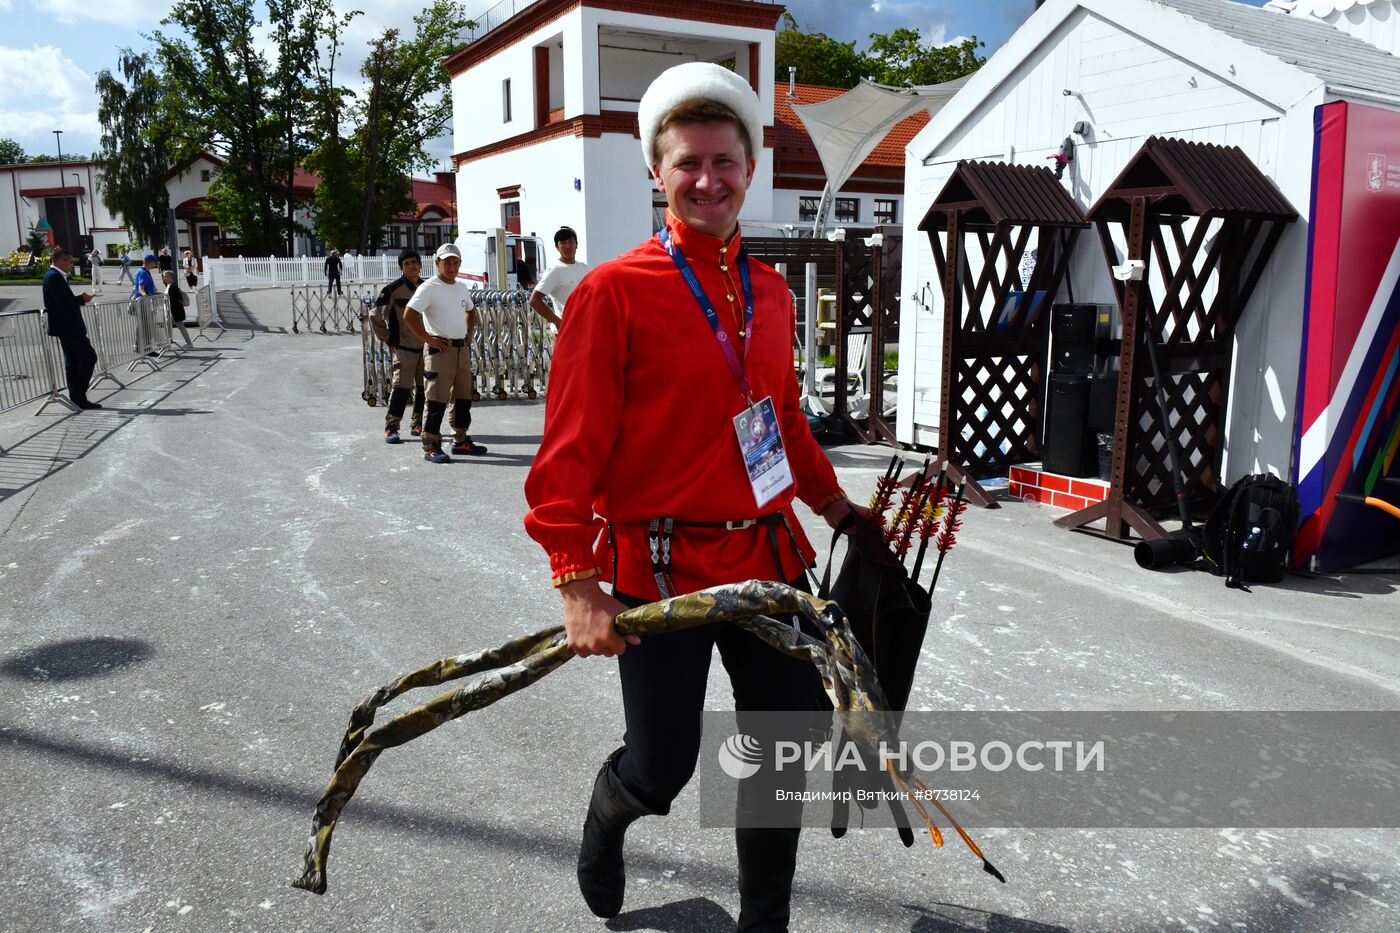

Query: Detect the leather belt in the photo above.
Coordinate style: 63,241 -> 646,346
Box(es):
641,512 -> 811,599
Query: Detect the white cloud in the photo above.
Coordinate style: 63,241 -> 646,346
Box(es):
47,0 -> 164,27
926,24 -> 973,48
0,46 -> 101,154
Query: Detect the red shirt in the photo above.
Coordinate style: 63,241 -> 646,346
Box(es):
524,215 -> 845,597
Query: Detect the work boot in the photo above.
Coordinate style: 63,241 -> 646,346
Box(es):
735,827 -> 800,932
577,747 -> 657,918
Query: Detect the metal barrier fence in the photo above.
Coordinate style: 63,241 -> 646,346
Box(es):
192,284 -> 224,341
0,294 -> 182,443
359,288 -> 552,407
289,282 -> 382,334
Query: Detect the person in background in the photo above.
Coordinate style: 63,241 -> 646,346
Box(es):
118,249 -> 133,285
528,226 -> 591,328
371,249 -> 429,444
88,246 -> 104,294
162,270 -> 196,348
325,249 -> 343,295
43,248 -> 101,410
133,253 -> 158,299
132,252 -> 160,356
158,246 -> 174,275
403,243 -> 489,463
183,249 -> 198,288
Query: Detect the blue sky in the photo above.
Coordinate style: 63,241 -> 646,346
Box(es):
0,0 -> 1271,168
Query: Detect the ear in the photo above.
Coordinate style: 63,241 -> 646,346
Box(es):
743,156 -> 757,190
651,162 -> 666,194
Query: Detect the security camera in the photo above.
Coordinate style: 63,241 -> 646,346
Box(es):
1112,260 -> 1146,282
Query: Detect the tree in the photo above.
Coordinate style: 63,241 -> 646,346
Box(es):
865,29 -> 985,87
774,12 -> 867,89
267,0 -> 319,256
774,14 -> 986,90
95,50 -> 173,249
0,138 -> 24,164
352,0 -> 473,254
153,0 -> 290,254
302,0 -> 362,251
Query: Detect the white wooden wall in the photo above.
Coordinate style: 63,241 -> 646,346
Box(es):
899,8 -> 1310,483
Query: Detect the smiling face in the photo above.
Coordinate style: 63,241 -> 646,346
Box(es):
400,255 -> 422,283
652,120 -> 755,240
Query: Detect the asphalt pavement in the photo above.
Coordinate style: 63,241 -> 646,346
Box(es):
1,287 -> 1398,933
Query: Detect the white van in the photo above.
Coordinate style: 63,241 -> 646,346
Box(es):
456,229 -> 547,290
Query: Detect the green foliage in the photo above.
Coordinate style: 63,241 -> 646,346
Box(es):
351,0 -> 474,253
775,13 -> 986,89
153,0 -> 295,254
306,0 -> 473,254
774,12 -> 868,89
302,0 -> 363,251
95,50 -> 172,249
0,138 -> 24,164
25,222 -> 48,256
865,29 -> 985,87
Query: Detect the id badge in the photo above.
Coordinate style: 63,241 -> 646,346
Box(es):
733,396 -> 794,508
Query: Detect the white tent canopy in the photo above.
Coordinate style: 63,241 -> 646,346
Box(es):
790,75 -> 970,205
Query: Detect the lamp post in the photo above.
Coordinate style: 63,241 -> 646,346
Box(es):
53,130 -> 68,252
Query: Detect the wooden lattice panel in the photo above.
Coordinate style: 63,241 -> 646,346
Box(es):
950,352 -> 1044,478
1124,369 -> 1223,510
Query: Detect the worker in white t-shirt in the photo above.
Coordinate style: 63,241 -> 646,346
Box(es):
528,226 -> 591,327
403,243 -> 489,463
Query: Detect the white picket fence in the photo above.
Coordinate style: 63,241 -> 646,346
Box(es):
203,255 -> 399,293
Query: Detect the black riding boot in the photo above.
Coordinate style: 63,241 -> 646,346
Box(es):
736,827 -> 800,932
578,747 -> 657,918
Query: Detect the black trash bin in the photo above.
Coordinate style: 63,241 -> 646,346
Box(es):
1044,373 -> 1097,477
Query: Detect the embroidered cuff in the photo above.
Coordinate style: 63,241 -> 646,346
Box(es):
552,568 -> 601,588
811,491 -> 847,514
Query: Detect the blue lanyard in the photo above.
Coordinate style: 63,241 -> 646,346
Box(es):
659,227 -> 755,404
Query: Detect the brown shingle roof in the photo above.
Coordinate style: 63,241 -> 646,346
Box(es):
919,161 -> 1088,231
1090,136 -> 1297,220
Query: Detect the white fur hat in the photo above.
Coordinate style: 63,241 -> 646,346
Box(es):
638,61 -> 763,171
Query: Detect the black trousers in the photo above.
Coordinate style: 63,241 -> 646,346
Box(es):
327,273 -> 341,295
612,577 -> 825,814
57,333 -> 98,405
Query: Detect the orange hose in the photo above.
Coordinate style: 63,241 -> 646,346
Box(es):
1362,496 -> 1400,521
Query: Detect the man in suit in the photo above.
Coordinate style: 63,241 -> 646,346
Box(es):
43,248 -> 101,410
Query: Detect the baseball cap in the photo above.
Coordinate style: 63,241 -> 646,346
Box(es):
435,243 -> 462,261
144,252 -> 157,261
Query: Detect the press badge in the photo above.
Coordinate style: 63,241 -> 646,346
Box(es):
733,396 -> 794,507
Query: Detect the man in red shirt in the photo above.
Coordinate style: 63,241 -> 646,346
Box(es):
524,62 -> 859,931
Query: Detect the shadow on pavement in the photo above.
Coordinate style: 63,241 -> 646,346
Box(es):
608,896 -> 734,932
3,721 -> 1028,927
0,636 -> 155,681
0,354 -> 221,504
906,901 -> 1071,932
219,290 -> 288,335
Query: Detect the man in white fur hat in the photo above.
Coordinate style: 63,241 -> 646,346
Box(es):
524,62 -> 861,931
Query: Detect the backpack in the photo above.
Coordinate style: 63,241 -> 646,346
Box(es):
1201,474 -> 1301,589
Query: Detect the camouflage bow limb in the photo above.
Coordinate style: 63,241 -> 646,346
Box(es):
293,581 -> 1001,895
